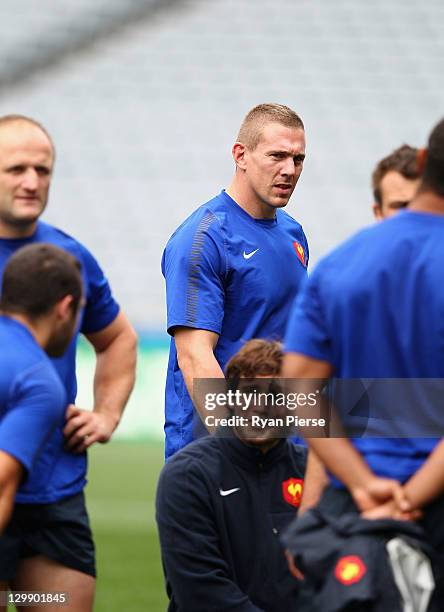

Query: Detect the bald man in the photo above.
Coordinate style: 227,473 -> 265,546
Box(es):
0,115 -> 137,611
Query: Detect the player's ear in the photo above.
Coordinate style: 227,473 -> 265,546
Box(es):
417,148 -> 427,175
232,142 -> 247,170
373,203 -> 383,221
55,295 -> 75,321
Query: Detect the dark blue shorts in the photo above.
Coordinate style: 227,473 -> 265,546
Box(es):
4,492 -> 96,580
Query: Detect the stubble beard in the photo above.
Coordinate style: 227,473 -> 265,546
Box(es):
0,199 -> 47,233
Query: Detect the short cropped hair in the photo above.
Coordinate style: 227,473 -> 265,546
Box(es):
225,339 -> 283,379
420,118 -> 444,198
372,145 -> 420,205
237,104 -> 304,151
0,114 -> 55,154
0,244 -> 82,318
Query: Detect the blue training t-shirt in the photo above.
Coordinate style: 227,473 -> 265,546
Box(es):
0,317 -> 66,486
0,221 -> 120,503
285,210 -> 443,484
162,190 -> 309,458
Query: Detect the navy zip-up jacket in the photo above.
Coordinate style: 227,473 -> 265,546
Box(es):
156,433 -> 307,611
282,495 -> 434,612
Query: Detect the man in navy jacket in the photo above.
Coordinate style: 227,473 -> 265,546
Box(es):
156,339 -> 306,612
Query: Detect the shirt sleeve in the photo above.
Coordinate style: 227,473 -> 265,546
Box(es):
0,362 -> 66,475
162,211 -> 226,336
284,268 -> 333,363
156,458 -> 264,612
77,243 -> 120,334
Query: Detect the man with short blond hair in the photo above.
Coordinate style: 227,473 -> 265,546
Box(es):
237,103 -> 305,151
162,103 -> 308,459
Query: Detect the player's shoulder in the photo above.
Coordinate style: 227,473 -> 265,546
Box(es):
0,317 -> 43,367
36,221 -> 82,248
36,221 -> 96,263
161,436 -> 223,481
0,318 -> 65,403
308,218 -> 416,299
312,222 -> 378,277
276,209 -> 308,244
321,212 -> 420,263
277,208 -> 304,232
166,192 -> 228,245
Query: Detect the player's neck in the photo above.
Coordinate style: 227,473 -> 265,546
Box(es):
410,191 -> 444,215
226,178 -> 276,220
0,219 -> 38,239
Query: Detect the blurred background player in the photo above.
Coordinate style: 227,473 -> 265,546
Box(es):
162,103 -> 308,459
282,118 -> 444,609
156,339 -> 306,612
372,144 -> 420,220
0,115 -> 137,610
299,143 -> 423,518
0,244 -> 82,606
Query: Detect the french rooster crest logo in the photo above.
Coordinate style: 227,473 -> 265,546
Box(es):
334,555 -> 367,585
282,478 -> 303,507
293,241 -> 306,267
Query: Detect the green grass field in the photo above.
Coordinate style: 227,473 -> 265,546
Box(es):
86,440 -> 167,611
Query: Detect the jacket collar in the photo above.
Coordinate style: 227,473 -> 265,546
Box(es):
217,428 -> 287,471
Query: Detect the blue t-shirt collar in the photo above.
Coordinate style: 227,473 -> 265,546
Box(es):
220,190 -> 278,227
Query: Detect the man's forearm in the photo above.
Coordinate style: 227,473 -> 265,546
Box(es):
178,351 -> 226,431
402,439 -> 444,509
308,438 -> 411,516
174,328 -> 226,432
64,314 -> 137,452
92,339 -> 137,427
89,313 -> 137,427
307,438 -> 374,492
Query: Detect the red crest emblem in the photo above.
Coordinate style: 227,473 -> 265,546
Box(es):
334,555 -> 367,585
293,241 -> 306,267
282,478 -> 303,507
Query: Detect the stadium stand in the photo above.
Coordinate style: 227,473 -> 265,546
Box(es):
0,0 -> 443,329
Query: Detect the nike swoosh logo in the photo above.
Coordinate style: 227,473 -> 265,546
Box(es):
219,487 -> 240,497
243,249 -> 259,260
